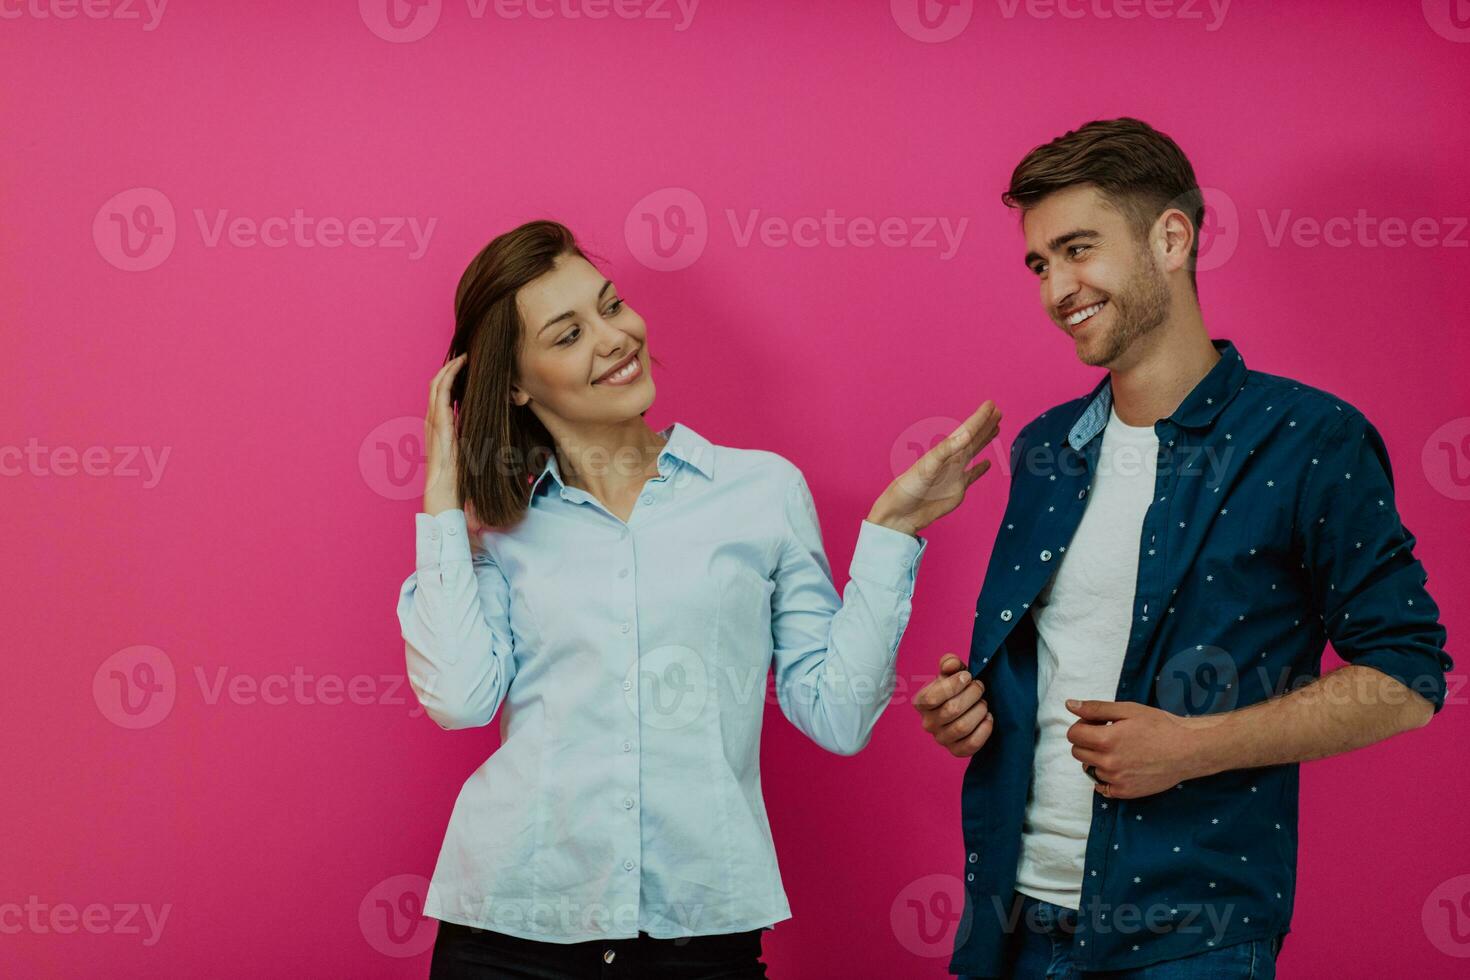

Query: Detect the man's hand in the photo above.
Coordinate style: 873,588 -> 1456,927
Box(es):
1064,699 -> 1213,799
915,654 -> 994,757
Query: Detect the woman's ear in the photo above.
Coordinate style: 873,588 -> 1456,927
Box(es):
510,384 -> 531,407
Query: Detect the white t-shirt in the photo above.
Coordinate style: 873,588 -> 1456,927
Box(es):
1014,404 -> 1159,909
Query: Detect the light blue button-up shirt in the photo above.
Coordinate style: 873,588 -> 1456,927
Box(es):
397,422 -> 927,942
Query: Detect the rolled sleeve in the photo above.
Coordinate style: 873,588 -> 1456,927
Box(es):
1295,410 -> 1452,711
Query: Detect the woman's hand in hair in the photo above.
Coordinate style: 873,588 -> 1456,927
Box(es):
423,353 -> 469,518
866,400 -> 1001,536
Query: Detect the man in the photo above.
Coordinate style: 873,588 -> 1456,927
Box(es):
913,117 -> 1452,979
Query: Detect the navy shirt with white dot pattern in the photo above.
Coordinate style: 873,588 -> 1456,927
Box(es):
951,339 -> 1451,975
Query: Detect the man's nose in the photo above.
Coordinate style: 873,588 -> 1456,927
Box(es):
1046,270 -> 1079,317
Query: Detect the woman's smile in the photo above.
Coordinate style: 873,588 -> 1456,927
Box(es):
593,350 -> 644,386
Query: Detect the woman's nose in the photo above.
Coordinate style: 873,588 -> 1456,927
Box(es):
592,318 -> 632,354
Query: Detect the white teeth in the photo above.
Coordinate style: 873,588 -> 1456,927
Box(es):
600,358 -> 638,383
1066,302 -> 1106,327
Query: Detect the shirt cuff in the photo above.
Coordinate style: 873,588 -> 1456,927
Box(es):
415,508 -> 473,570
848,519 -> 927,597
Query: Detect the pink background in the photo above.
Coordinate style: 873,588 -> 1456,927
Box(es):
4,0 -> 1468,976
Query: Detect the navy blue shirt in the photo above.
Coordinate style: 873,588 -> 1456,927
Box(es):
950,339 -> 1451,975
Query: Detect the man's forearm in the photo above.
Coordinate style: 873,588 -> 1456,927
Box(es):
1188,665 -> 1434,778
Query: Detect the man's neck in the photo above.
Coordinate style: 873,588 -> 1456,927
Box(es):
1107,313 -> 1220,427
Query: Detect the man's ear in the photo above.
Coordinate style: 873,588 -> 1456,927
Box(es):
1158,209 -> 1194,274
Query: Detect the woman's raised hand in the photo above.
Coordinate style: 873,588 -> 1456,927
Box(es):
867,400 -> 1002,536
423,353 -> 469,518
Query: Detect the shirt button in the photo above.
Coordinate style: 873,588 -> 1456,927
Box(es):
603,950 -> 616,964
641,494 -> 653,505
1000,609 -> 1013,622
620,623 -> 631,634
622,740 -> 632,752
618,568 -> 629,579
624,797 -> 635,809
622,679 -> 632,692
446,525 -> 457,536
968,852 -> 978,863
1040,550 -> 1053,562
1078,489 -> 1086,499
966,872 -> 975,882
623,859 -> 635,871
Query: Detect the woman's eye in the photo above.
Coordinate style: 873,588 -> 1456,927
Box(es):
605,299 -> 625,315
557,327 -> 581,346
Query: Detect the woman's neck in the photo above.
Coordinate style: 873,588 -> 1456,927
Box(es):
550,417 -> 668,503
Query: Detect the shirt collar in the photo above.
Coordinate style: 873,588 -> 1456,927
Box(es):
529,422 -> 716,498
1066,338 -> 1246,450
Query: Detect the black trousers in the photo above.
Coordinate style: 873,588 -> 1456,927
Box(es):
428,918 -> 770,980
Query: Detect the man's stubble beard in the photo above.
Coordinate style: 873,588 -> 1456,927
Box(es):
1079,251 -> 1172,368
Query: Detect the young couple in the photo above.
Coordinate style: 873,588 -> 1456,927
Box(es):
396,118 -> 1451,979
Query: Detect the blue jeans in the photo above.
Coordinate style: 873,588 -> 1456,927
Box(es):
960,893 -> 1282,979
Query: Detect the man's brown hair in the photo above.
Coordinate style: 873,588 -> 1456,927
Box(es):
1003,117 -> 1205,294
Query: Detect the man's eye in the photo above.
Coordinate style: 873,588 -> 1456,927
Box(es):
1069,244 -> 1092,257
557,327 -> 581,346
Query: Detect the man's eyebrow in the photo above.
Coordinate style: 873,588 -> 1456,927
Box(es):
1024,229 -> 1102,269
538,280 -> 614,336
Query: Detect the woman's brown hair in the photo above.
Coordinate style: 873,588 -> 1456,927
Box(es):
443,219 -> 591,529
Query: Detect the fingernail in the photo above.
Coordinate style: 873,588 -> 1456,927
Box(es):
958,671 -> 971,684
1066,699 -> 1080,709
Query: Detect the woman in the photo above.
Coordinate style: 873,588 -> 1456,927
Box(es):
397,220 -> 1000,978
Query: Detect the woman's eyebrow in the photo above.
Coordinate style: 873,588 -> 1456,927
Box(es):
538,281 -> 614,336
